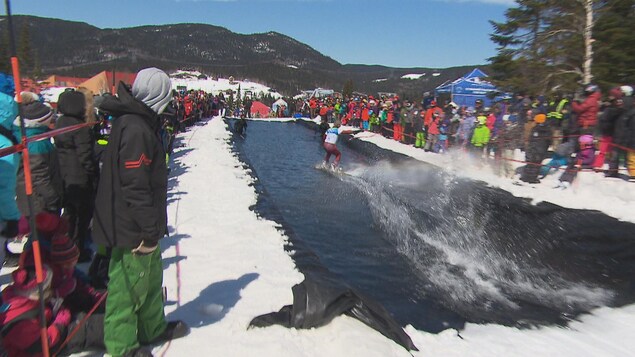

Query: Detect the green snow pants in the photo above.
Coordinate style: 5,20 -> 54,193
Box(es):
104,247 -> 167,356
415,132 -> 426,148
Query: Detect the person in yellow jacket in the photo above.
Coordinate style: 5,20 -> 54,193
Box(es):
471,115 -> 490,160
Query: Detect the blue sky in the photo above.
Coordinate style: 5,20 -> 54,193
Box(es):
9,0 -> 513,68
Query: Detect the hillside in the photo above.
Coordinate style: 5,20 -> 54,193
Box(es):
0,15 -> 482,97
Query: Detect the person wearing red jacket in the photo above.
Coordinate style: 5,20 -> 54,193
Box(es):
572,84 -> 601,134
1,265 -> 69,357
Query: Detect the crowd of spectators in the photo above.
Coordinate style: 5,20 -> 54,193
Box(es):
298,84 -> 635,185
0,70 -> 197,357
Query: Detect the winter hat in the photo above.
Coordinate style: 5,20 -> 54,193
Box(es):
584,84 -> 599,94
534,114 -> 546,124
579,134 -> 594,146
58,90 -> 87,119
12,264 -> 53,299
21,100 -> 53,124
35,212 -> 68,237
132,67 -> 172,114
21,91 -> 40,105
50,235 -> 80,266
608,87 -> 623,100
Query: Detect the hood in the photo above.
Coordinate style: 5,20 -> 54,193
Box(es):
99,82 -> 160,129
0,92 -> 18,130
131,67 -> 172,114
57,90 -> 86,119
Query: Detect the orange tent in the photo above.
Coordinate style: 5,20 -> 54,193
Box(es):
250,101 -> 270,118
78,71 -> 110,95
78,71 -> 138,95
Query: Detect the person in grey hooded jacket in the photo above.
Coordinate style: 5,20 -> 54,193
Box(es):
93,68 -> 188,357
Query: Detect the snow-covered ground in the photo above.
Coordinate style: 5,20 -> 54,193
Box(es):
401,73 -> 426,80
169,71 -> 282,99
38,72 -> 282,104
157,116 -> 635,356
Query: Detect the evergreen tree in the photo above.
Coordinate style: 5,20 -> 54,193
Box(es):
593,0 -> 635,88
0,32 -> 10,74
489,0 -> 603,95
227,92 -> 235,114
17,22 -> 33,76
342,79 -> 354,98
32,49 -> 42,80
236,84 -> 242,108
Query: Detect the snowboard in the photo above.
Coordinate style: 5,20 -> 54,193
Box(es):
314,162 -> 347,177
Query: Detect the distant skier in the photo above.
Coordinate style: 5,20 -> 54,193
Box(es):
234,117 -> 247,137
322,120 -> 360,170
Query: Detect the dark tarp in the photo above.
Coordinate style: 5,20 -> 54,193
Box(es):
249,272 -> 418,351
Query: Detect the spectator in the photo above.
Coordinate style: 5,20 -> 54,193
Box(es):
470,115 -> 490,160
595,88 -> 624,174
520,114 -> 551,183
55,90 -> 98,262
572,84 -> 601,135
611,86 -> 634,177
14,95 -> 63,216
0,73 -> 20,265
94,68 -> 189,357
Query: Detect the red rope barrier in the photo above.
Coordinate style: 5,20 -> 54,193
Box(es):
0,122 -> 95,159
52,292 -> 108,357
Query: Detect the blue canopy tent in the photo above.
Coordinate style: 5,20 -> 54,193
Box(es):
435,68 -> 510,107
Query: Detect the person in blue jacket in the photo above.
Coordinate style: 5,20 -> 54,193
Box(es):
0,73 -> 21,265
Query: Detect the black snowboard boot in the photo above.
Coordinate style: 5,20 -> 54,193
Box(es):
122,346 -> 153,357
145,320 -> 190,345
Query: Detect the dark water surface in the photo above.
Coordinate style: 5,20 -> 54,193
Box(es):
229,119 -> 635,332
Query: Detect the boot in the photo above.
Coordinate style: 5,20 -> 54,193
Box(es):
122,346 -> 154,357
145,320 -> 190,345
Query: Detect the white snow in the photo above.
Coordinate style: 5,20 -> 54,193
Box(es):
401,73 -> 426,80
287,65 -> 299,69
372,78 -> 388,83
39,86 -> 74,103
169,71 -> 282,99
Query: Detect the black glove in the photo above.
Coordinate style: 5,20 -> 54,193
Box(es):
1,220 -> 19,238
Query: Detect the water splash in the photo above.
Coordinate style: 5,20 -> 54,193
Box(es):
343,161 -> 614,323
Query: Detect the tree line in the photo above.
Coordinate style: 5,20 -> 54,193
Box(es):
489,0 -> 635,95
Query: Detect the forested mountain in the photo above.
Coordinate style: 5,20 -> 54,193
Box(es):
0,15 -> 478,97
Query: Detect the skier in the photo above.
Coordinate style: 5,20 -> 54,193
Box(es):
321,120 -> 360,170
